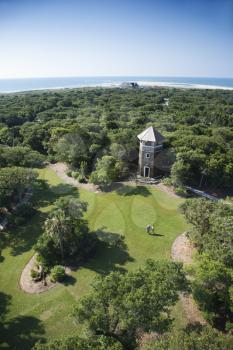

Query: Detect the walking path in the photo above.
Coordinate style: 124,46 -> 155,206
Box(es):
49,163 -> 100,192
20,255 -> 56,294
20,162 -> 206,321
20,254 -> 73,294
154,182 -> 179,198
171,232 -> 194,265
49,162 -> 181,199
171,232 -> 207,325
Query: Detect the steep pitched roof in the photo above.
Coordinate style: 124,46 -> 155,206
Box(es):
137,126 -> 164,143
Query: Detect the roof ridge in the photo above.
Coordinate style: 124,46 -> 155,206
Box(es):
137,126 -> 164,143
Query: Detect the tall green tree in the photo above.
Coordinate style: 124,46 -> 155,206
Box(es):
0,167 -> 37,208
54,128 -> 89,168
0,145 -> 44,167
74,260 -> 188,349
44,209 -> 69,261
90,155 -> 122,190
35,196 -> 96,267
193,254 -> 232,327
142,326 -> 233,350
180,198 -> 233,263
33,335 -> 123,350
180,198 -> 216,250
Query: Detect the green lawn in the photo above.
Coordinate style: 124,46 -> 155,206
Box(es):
0,168 -> 187,349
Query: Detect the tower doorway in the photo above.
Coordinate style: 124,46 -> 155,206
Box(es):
144,166 -> 150,178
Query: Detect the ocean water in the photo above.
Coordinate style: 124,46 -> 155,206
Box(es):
0,76 -> 233,93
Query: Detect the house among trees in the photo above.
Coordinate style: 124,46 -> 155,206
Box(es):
120,82 -> 139,88
137,126 -> 164,178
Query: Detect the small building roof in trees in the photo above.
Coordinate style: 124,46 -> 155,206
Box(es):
137,126 -> 164,143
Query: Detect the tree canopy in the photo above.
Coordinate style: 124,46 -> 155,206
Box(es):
1,87 -> 233,188
90,155 -> 122,190
34,196 -> 97,268
74,260 -> 188,349
0,167 -> 37,208
180,198 -> 233,329
142,325 -> 233,350
33,335 -> 123,350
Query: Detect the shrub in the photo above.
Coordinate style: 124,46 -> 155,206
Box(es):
34,235 -> 59,269
71,171 -> 79,179
141,326 -> 233,349
30,269 -> 40,280
226,322 -> 233,332
50,265 -> 65,282
202,311 -> 216,325
47,154 -> 56,163
66,170 -> 72,177
174,186 -> 187,197
162,177 -> 173,186
77,174 -> 86,183
33,335 -> 123,350
184,264 -> 196,277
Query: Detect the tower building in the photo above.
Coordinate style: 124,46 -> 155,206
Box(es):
137,126 -> 164,178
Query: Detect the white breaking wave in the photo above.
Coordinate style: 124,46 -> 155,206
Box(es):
1,80 -> 233,94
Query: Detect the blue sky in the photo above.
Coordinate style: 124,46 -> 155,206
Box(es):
0,0 -> 232,78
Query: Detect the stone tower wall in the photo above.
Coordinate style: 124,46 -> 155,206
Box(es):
138,143 -> 163,177
138,143 -> 155,177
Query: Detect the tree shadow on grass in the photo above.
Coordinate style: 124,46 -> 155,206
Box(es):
62,274 -> 77,286
116,185 -> 151,197
85,228 -> 134,275
0,237 -> 6,263
0,292 -> 45,350
5,210 -> 47,257
0,292 -> 11,322
4,179 -> 80,257
32,179 -> 78,209
1,315 -> 45,350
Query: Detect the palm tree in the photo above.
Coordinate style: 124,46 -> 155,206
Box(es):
45,209 -> 70,261
44,197 -> 88,262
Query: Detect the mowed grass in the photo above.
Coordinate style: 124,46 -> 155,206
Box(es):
0,168 -> 187,349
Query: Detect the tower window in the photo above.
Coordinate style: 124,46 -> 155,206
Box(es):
146,153 -> 150,158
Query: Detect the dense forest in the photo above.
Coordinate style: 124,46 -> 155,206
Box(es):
1,87 -> 233,349
181,198 -> 233,331
1,87 -> 233,190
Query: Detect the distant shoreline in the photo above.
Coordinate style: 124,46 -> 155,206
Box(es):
1,77 -> 233,93
136,81 -> 233,91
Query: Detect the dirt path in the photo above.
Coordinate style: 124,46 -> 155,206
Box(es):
47,163 -> 206,325
20,255 -> 56,294
171,232 -> 194,265
154,183 -> 180,198
20,255 -> 74,294
171,233 -> 207,325
49,162 -> 100,193
179,293 -> 207,326
49,162 -> 181,200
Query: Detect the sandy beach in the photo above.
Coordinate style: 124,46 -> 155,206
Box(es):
99,81 -> 233,91
1,78 -> 233,94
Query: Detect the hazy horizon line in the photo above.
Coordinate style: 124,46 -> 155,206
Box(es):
1,75 -> 233,80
